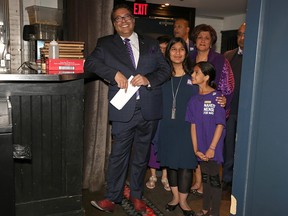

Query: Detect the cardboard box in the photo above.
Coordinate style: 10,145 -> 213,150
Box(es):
46,59 -> 84,74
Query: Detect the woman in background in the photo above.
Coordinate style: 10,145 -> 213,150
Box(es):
146,35 -> 171,192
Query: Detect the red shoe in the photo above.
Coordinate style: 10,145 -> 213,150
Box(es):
91,199 -> 115,213
131,198 -> 146,212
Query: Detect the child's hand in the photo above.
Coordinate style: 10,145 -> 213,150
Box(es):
196,151 -> 208,161
205,148 -> 215,160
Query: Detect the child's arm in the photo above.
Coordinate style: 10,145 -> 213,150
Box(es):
191,124 -> 207,161
205,124 -> 224,160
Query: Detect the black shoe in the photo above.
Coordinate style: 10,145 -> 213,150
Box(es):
190,189 -> 203,197
182,209 -> 196,216
165,203 -> 178,211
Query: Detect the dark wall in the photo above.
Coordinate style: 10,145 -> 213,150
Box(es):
220,30 -> 238,54
114,0 -> 195,39
62,0 -> 195,57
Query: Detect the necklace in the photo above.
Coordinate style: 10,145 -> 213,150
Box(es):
196,53 -> 208,62
171,75 -> 184,119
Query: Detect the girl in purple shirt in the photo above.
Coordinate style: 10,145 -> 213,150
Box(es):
186,61 -> 226,216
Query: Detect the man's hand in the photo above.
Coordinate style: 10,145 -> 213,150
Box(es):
115,71 -> 128,90
130,74 -> 150,87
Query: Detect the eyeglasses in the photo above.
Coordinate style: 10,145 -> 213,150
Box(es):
114,14 -> 133,23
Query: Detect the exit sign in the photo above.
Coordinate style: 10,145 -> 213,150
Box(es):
133,3 -> 148,16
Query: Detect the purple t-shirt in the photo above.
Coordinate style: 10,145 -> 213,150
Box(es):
185,90 -> 226,164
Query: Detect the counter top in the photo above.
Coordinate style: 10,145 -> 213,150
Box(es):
0,73 -> 85,82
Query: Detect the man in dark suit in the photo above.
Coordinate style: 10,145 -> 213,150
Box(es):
222,22 -> 246,191
84,4 -> 171,214
173,18 -> 195,53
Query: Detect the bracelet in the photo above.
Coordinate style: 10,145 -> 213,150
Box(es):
209,147 -> 215,150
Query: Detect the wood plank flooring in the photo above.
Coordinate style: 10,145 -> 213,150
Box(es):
82,171 -> 231,216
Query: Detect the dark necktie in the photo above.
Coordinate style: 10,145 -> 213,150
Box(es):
124,38 -> 136,68
124,38 -> 140,99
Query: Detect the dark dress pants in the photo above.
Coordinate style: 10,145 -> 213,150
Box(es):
105,107 -> 158,203
223,114 -> 237,183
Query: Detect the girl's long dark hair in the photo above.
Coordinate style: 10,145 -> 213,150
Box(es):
165,37 -> 193,76
195,61 -> 217,89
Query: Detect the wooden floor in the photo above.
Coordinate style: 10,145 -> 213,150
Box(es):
82,171 -> 231,216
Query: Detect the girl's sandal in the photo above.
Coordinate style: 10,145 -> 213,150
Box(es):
161,178 -> 171,191
191,189 -> 204,197
146,176 -> 157,189
190,183 -> 201,192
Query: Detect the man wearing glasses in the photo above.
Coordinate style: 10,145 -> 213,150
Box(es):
84,3 -> 170,214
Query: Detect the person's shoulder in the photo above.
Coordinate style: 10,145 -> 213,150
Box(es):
184,79 -> 198,95
98,34 -> 115,42
224,48 -> 237,58
209,49 -> 225,62
96,35 -> 120,48
184,74 -> 195,86
211,49 -> 223,57
209,49 -> 223,58
96,34 -> 118,44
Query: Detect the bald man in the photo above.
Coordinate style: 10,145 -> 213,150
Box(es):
173,18 -> 195,53
222,23 -> 246,191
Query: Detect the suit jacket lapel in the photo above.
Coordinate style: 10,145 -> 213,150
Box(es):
138,35 -> 146,68
113,34 -> 136,71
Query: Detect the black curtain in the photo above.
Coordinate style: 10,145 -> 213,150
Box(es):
62,0 -> 114,192
221,30 -> 238,54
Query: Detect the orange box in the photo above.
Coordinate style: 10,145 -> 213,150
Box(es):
46,58 -> 84,73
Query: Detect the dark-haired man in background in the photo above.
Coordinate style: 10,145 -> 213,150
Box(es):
173,18 -> 194,53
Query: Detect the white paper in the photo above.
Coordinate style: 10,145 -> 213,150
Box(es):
110,76 -> 140,110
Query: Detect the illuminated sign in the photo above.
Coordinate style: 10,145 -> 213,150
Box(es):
133,3 -> 148,16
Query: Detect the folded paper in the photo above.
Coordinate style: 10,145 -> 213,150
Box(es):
110,76 -> 140,110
